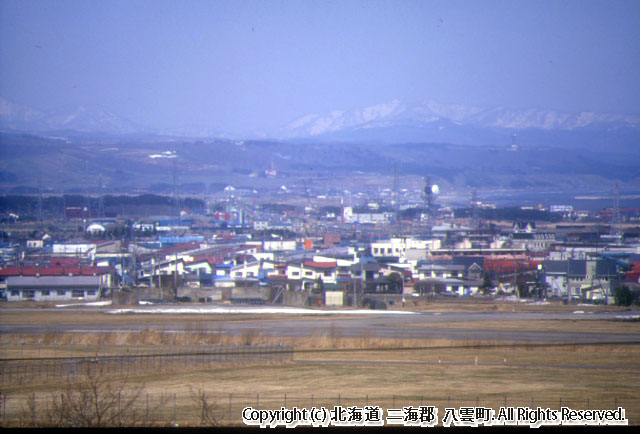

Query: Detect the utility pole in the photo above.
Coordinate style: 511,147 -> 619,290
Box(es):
611,183 -> 621,243
98,173 -> 105,218
61,191 -> 67,224
172,160 -> 182,224
36,178 -> 44,234
471,188 -> 479,230
422,176 -> 434,234
174,251 -> 178,299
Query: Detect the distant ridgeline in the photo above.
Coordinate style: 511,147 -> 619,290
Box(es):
454,207 -> 563,223
0,194 -> 205,219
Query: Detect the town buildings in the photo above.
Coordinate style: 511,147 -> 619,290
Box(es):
1,191 -> 639,307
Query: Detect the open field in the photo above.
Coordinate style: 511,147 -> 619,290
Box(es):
394,319 -> 640,334
1,302 -> 639,427
2,336 -> 639,427
1,296 -> 635,314
400,299 -> 634,314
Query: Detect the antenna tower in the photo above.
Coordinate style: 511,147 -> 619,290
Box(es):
423,176 -> 433,229
37,178 -> 44,232
172,160 -> 182,220
98,173 -> 105,218
511,133 -> 518,151
471,188 -> 479,229
392,166 -> 399,208
611,184 -> 621,240
61,190 -> 67,224
83,160 -> 90,227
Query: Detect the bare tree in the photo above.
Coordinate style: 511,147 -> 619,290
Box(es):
189,386 -> 220,426
18,361 -> 161,427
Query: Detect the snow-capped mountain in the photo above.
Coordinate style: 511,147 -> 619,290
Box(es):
277,100 -> 640,145
2,96 -> 639,147
0,97 -> 245,139
0,97 -> 47,131
45,105 -> 146,135
0,97 -> 148,136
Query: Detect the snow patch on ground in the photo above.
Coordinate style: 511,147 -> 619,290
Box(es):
56,300 -> 113,308
615,315 -> 640,321
495,296 -> 527,302
106,306 -> 416,315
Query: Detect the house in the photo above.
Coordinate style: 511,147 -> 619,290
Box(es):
52,242 -> 97,259
452,256 -> 484,280
347,261 -> 404,293
228,260 -> 262,280
132,222 -> 154,232
417,264 -> 466,280
155,219 -> 192,232
413,260 -> 482,296
26,239 -> 44,249
343,206 -> 394,224
158,236 -> 205,247
183,257 -> 217,275
622,263 -> 640,294
5,275 -> 104,301
541,260 -> 569,298
261,240 -> 298,252
541,258 -> 620,301
277,261 -> 339,290
510,232 -> 556,252
512,222 -> 536,233
1,265 -> 114,301
137,257 -> 186,284
370,237 -> 440,261
414,277 -> 481,297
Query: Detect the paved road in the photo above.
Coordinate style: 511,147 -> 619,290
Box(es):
2,307 -> 639,344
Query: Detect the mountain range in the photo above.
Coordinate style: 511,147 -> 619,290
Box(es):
2,97 -> 639,149
0,98 -> 147,137
2,96 -> 639,196
277,100 -> 640,149
282,100 -> 640,134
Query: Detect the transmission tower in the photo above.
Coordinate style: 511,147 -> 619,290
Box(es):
61,190 -> 67,224
36,178 -> 44,233
172,160 -> 182,221
392,165 -> 399,208
611,184 -> 621,241
511,133 -> 518,151
98,173 -> 105,218
83,160 -> 90,228
471,188 -> 479,229
423,176 -> 433,229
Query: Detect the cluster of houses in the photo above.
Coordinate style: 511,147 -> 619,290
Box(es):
1,217 -> 639,306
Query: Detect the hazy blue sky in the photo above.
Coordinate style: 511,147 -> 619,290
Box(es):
1,0 -> 639,134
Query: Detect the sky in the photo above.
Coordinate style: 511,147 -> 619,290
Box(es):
1,0 -> 639,135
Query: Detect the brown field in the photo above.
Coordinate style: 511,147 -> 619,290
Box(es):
395,318 -> 640,334
1,296 -> 634,314
1,302 -> 639,427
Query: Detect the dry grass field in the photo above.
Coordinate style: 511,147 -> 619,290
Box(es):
1,301 -> 639,427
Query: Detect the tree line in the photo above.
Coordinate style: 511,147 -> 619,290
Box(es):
0,194 -> 205,217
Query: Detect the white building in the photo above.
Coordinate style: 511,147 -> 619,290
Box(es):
52,243 -> 97,259
5,275 -> 105,301
371,237 -> 441,260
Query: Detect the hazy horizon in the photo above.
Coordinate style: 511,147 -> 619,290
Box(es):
1,0 -> 639,136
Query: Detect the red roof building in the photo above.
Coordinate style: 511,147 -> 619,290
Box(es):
0,266 -> 112,277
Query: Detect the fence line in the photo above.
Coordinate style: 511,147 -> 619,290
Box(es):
0,345 -> 293,385
1,342 -> 291,360
1,392 -> 636,427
